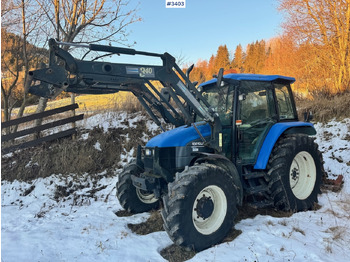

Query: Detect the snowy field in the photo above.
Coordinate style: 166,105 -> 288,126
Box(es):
1,113 -> 350,262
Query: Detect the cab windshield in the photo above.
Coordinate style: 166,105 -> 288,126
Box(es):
198,84 -> 234,126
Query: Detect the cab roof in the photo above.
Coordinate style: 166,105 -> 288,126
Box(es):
199,73 -> 296,87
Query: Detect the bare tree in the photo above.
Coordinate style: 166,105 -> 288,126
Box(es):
36,0 -> 141,46
33,0 -> 141,124
1,0 -> 48,130
1,31 -> 20,124
1,0 -> 141,131
1,1 -> 21,126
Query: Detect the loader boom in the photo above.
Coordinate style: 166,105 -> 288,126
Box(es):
27,39 -> 223,151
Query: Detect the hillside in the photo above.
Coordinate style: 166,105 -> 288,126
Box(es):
1,112 -> 350,262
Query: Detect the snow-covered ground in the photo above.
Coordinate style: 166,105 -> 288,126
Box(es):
1,114 -> 350,262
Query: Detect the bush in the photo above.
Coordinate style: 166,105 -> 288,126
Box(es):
295,92 -> 350,122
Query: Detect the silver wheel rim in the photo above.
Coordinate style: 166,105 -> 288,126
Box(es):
136,189 -> 158,204
289,151 -> 316,200
192,185 -> 227,235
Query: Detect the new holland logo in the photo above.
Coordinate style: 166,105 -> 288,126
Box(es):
191,142 -> 204,146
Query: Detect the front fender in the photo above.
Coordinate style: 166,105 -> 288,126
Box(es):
254,122 -> 316,170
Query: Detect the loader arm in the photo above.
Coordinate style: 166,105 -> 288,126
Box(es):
27,39 -> 223,152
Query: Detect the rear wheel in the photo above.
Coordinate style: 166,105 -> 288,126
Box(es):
267,134 -> 323,211
162,163 -> 239,251
116,160 -> 159,213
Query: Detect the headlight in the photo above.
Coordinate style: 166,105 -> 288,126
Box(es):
145,148 -> 152,156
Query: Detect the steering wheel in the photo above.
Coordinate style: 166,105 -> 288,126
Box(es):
249,117 -> 273,128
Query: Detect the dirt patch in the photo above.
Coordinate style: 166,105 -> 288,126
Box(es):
127,210 -> 164,235
159,227 -> 242,262
115,210 -> 134,217
237,204 -> 293,221
160,245 -> 196,262
222,227 -> 243,243
51,176 -> 111,205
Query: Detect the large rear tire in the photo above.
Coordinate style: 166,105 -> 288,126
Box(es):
267,134 -> 324,211
116,160 -> 159,213
162,163 -> 239,251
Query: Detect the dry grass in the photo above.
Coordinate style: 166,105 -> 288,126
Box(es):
10,92 -> 142,117
1,116 -> 157,182
295,92 -> 350,122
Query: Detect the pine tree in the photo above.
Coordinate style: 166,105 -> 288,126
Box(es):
232,44 -> 244,72
207,55 -> 216,79
214,45 -> 231,72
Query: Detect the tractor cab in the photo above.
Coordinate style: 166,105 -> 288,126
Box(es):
198,74 -> 298,165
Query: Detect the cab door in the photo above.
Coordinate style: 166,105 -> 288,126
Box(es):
237,81 -> 276,164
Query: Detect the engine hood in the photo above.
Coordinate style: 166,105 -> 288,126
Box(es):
146,123 -> 211,148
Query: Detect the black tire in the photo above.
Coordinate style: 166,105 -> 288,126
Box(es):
116,160 -> 159,213
267,134 -> 324,212
162,163 -> 239,251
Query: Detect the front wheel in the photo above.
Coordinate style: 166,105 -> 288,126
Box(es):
267,134 -> 324,211
162,163 -> 239,251
116,160 -> 159,213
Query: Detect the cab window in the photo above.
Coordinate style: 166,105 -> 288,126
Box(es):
274,83 -> 296,120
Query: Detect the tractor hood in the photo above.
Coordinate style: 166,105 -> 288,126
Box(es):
146,123 -> 211,148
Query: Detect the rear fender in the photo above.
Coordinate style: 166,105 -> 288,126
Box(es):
254,122 -> 316,170
192,152 -> 243,205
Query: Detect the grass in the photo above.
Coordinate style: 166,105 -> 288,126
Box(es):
10,91 -> 142,117
1,117 -> 158,182
295,92 -> 350,122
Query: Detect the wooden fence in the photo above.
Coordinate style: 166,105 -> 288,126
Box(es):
1,103 -> 84,154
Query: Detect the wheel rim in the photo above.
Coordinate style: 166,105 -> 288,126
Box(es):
192,185 -> 227,235
136,189 -> 158,204
289,151 -> 316,200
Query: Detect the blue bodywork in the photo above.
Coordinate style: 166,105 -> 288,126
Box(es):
200,73 -> 296,87
146,123 -> 211,148
254,122 -> 315,169
146,121 -> 315,170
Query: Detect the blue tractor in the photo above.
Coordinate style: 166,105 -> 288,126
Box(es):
28,39 -> 324,251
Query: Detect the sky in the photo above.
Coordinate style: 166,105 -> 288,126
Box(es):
114,0 -> 285,65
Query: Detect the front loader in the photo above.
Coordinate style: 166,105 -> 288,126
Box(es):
28,39 -> 325,251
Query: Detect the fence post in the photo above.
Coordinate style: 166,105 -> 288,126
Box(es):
71,93 -> 76,139
34,97 -> 48,139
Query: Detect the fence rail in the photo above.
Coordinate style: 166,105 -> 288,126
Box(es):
1,103 -> 83,154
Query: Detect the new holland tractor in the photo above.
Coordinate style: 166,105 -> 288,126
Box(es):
28,39 -> 324,251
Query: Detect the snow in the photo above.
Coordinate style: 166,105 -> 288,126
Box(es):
1,175 -> 172,262
94,141 -> 102,151
80,111 -> 156,133
314,119 -> 350,193
2,115 -> 350,262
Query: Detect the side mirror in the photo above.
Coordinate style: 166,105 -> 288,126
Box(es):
304,111 -> 314,122
216,68 -> 224,88
186,64 -> 194,78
